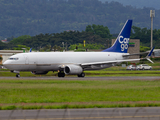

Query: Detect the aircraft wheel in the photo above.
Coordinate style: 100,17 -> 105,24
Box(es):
58,72 -> 61,77
77,72 -> 85,77
61,73 -> 65,77
58,72 -> 65,77
16,74 -> 20,78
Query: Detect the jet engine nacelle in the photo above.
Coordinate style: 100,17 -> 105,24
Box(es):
64,65 -> 83,75
31,71 -> 48,75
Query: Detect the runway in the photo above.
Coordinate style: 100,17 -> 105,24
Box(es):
0,76 -> 160,80
1,107 -> 160,120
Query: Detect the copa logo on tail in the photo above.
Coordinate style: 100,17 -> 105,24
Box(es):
118,36 -> 129,51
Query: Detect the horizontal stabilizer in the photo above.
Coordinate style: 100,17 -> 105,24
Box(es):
147,58 -> 154,63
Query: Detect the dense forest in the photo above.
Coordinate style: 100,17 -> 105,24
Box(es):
1,25 -> 160,51
0,0 -> 160,39
1,24 -> 112,50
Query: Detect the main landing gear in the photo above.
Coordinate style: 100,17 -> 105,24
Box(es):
77,72 -> 85,77
58,71 -> 65,77
58,71 -> 85,77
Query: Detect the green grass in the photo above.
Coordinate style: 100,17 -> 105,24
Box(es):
1,79 -> 160,109
0,63 -> 160,109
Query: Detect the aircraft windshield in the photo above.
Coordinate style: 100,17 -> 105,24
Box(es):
8,58 -> 19,60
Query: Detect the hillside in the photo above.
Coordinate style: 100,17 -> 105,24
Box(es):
99,0 -> 160,9
0,0 -> 160,39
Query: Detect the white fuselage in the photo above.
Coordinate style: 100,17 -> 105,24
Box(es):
3,52 -> 126,71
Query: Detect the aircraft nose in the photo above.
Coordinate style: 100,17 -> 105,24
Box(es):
3,60 -> 10,69
3,60 -> 7,66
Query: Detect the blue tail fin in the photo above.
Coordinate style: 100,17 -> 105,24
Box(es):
102,19 -> 132,53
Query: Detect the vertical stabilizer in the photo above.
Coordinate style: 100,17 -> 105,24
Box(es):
102,20 -> 132,53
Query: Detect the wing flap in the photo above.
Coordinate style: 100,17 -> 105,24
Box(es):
123,47 -> 155,57
81,58 -> 140,66
122,52 -> 148,57
82,47 -> 155,66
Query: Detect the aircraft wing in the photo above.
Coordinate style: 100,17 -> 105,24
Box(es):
122,52 -> 148,57
82,47 -> 155,66
123,47 -> 155,57
81,58 -> 140,66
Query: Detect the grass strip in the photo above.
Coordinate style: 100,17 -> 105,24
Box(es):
1,70 -> 160,77
0,79 -> 160,109
1,101 -> 160,110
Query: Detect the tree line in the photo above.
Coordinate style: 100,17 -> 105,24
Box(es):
1,25 -> 160,51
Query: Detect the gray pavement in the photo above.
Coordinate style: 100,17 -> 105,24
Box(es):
0,107 -> 160,120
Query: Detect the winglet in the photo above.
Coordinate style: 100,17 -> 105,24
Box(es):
147,47 -> 155,57
145,47 -> 155,63
29,48 -> 32,52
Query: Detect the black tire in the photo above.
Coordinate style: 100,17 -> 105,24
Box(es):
16,74 -> 20,78
58,72 -> 65,77
77,72 -> 85,77
58,72 -> 61,77
61,73 -> 65,77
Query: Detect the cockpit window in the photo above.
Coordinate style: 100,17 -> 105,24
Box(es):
8,58 -> 19,60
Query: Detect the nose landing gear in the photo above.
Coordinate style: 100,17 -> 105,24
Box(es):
11,70 -> 20,78
16,74 -> 20,78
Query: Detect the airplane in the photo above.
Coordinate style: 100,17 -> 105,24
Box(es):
3,19 -> 154,78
